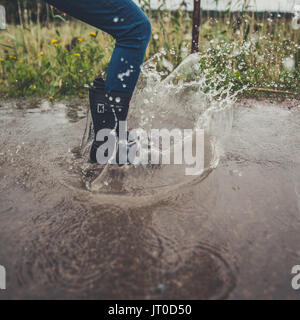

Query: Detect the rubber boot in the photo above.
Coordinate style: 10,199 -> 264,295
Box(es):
89,77 -> 131,164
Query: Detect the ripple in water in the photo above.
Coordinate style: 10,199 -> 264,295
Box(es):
16,198 -> 236,299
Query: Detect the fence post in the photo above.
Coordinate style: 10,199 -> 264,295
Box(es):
192,0 -> 201,53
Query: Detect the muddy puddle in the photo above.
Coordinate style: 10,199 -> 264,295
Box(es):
0,97 -> 299,300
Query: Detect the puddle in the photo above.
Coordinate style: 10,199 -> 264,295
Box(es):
0,56 -> 299,299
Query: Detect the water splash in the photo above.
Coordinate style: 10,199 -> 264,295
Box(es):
80,51 -> 240,195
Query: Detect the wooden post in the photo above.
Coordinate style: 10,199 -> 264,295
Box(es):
192,0 -> 201,53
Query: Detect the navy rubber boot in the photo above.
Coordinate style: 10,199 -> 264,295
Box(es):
89,78 -> 131,164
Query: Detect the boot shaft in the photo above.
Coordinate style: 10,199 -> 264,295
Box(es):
89,77 -> 131,133
89,77 -> 132,164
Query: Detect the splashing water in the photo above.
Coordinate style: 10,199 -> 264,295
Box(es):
79,51 -> 240,195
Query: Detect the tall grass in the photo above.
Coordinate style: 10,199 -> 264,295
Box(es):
0,6 -> 299,98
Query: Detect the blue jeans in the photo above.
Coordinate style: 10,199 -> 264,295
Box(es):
45,0 -> 152,96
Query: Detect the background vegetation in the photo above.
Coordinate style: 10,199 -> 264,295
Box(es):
0,0 -> 299,98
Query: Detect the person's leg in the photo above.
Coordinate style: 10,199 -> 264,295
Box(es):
45,0 -> 151,164
45,0 -> 152,96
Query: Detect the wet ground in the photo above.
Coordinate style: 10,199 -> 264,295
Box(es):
0,98 -> 300,300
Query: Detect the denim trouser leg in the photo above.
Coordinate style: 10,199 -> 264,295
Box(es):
45,0 -> 152,96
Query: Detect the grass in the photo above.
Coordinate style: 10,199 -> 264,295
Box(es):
0,9 -> 299,99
